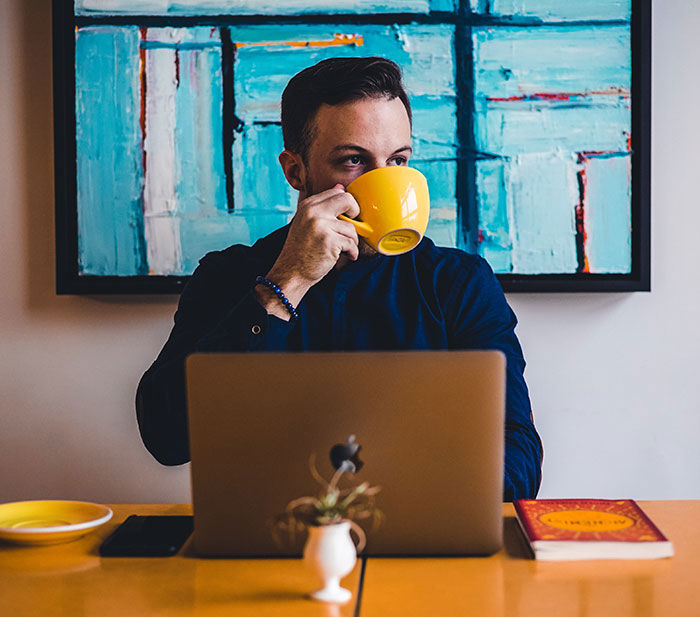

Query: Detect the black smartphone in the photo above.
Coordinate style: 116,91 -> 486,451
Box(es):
99,515 -> 193,557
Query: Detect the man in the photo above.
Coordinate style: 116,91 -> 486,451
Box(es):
136,56 -> 543,500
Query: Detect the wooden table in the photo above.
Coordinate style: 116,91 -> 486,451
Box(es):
361,501 -> 700,617
0,504 -> 361,617
1,501 -> 698,616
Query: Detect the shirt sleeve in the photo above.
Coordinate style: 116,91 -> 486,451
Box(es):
135,250 -> 296,465
444,256 -> 543,501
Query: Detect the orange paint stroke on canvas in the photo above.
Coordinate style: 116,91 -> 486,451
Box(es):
236,33 -> 364,49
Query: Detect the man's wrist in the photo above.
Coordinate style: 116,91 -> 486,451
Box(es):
262,268 -> 311,307
253,270 -> 310,321
254,276 -> 300,321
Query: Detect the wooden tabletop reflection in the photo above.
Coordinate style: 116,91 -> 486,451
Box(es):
2,501 -> 699,616
0,504 -> 361,617
360,501 -> 700,617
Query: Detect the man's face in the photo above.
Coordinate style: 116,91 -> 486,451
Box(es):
300,96 -> 412,198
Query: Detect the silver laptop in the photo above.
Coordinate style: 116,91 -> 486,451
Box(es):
185,350 -> 505,556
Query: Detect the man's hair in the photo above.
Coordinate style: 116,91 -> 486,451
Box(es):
281,56 -> 412,161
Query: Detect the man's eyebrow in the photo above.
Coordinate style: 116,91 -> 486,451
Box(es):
330,144 -> 413,154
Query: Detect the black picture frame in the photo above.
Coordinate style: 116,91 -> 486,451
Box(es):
53,0 -> 651,294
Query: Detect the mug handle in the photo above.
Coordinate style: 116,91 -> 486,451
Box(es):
338,214 -> 373,238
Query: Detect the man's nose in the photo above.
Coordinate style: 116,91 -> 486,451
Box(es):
365,158 -> 387,172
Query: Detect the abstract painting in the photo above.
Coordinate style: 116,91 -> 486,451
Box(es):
53,0 -> 650,293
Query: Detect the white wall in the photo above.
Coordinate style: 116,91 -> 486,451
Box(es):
1,0 -> 698,505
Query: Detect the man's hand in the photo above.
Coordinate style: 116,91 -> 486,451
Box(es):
255,184 -> 360,320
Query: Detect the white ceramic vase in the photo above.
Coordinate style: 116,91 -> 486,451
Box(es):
303,521 -> 357,603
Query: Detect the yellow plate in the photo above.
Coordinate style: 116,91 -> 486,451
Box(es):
0,500 -> 113,546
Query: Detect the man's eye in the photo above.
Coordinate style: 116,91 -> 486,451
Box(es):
390,156 -> 408,166
345,155 -> 363,165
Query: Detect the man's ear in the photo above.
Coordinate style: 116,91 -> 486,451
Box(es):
278,150 -> 307,194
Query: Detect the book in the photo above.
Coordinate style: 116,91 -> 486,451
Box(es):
513,499 -> 674,561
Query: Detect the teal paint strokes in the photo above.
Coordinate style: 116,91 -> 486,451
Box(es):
473,26 -> 630,101
472,23 -> 631,274
476,159 -> 511,273
235,123 -> 295,243
479,105 -> 630,156
75,26 -> 145,276
173,28 -> 221,217
431,0 -> 457,10
508,153 -> 578,274
469,0 -> 630,21
70,5 -> 638,281
75,0 -> 435,17
584,156 -> 632,273
228,24 -> 438,119
170,28 -> 229,274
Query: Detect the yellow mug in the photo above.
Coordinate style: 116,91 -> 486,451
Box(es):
340,166 -> 430,256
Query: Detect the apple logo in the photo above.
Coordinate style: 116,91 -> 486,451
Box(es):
329,435 -> 364,473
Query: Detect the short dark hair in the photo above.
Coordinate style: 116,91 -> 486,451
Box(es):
281,56 -> 412,161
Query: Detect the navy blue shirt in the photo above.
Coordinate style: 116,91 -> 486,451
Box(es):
136,226 -> 543,500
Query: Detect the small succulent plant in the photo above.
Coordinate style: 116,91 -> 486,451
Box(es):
274,436 -> 381,549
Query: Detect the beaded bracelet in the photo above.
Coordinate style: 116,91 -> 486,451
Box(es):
255,275 -> 300,322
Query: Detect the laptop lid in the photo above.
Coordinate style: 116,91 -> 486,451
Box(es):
185,350 -> 505,556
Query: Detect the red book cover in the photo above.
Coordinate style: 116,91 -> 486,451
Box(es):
514,499 -> 669,543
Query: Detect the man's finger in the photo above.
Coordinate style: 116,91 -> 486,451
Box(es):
305,193 -> 360,223
326,191 -> 360,219
341,237 -> 359,261
332,219 -> 360,243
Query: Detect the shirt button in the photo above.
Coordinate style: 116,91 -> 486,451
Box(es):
251,324 -> 262,335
